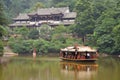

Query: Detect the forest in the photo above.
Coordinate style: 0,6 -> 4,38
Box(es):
0,0 -> 120,55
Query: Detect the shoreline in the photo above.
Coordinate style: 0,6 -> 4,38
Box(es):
3,46 -> 18,57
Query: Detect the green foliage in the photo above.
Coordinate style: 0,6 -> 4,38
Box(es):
0,1 -> 7,25
112,25 -> 120,54
74,0 -> 97,44
31,2 -> 45,11
13,26 -> 29,39
0,25 -> 6,39
34,39 -> 49,54
8,28 -> 82,55
28,29 -> 39,39
0,1 -> 7,56
0,26 -> 7,56
94,1 -> 120,54
51,0 -> 76,11
25,2 -> 45,12
113,25 -> 120,39
2,0 -> 77,19
96,34 -> 114,54
75,0 -> 120,54
5,0 -> 120,55
0,40 -> 3,56
51,25 -> 75,44
2,0 -> 49,19
52,25 -> 67,34
8,38 -> 33,54
55,2 -> 67,7
39,24 -> 52,40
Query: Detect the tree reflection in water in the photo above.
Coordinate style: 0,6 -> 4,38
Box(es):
60,62 -> 98,80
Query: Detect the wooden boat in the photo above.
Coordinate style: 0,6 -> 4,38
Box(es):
60,45 -> 98,62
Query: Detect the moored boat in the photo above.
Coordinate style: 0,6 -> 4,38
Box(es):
60,45 -> 98,62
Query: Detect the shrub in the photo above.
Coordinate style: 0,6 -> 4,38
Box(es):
28,29 -> 39,39
0,40 -> 3,56
8,38 -> 33,55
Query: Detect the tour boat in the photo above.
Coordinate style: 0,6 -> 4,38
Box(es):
60,45 -> 98,62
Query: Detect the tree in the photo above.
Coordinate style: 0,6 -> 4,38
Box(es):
0,40 -> 3,56
28,29 -> 39,39
52,25 -> 67,34
113,25 -> 120,45
74,0 -> 96,44
51,25 -> 72,44
30,2 -> 45,11
13,26 -> 29,39
0,1 -> 7,55
52,25 -> 67,42
55,2 -> 67,7
0,30 -> 4,56
0,1 -> 7,25
34,39 -> 49,54
90,10 -> 116,54
0,25 -> 5,39
52,0 -> 65,5
112,25 -> 120,54
88,0 -> 120,54
39,24 -> 52,40
96,34 -> 114,54
9,39 -> 33,54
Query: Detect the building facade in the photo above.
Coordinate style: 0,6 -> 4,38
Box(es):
9,7 -> 77,28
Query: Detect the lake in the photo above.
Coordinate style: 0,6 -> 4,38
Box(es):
0,56 -> 120,80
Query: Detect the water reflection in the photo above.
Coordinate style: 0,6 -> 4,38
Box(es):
60,62 -> 98,80
0,57 -> 62,80
0,57 -> 120,80
0,64 -> 3,80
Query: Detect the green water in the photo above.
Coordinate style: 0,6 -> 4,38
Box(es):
0,57 -> 120,80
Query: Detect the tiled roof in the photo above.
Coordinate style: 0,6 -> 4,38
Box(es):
61,46 -> 97,52
13,13 -> 30,20
63,12 -> 77,18
28,7 -> 69,15
13,7 -> 76,20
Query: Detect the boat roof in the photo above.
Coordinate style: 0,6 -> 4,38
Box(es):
61,46 -> 97,52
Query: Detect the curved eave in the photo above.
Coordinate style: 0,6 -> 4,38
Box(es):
13,18 -> 29,21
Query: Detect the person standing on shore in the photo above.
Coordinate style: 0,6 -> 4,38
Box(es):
33,48 -> 36,58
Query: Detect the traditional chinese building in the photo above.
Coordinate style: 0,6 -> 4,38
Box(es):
9,7 -> 77,28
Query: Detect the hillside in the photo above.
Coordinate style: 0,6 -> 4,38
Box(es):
0,0 -> 120,55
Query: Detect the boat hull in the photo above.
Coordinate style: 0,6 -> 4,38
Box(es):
60,57 -> 97,62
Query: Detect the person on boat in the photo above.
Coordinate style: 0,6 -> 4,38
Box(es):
87,53 -> 90,59
65,52 -> 67,58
